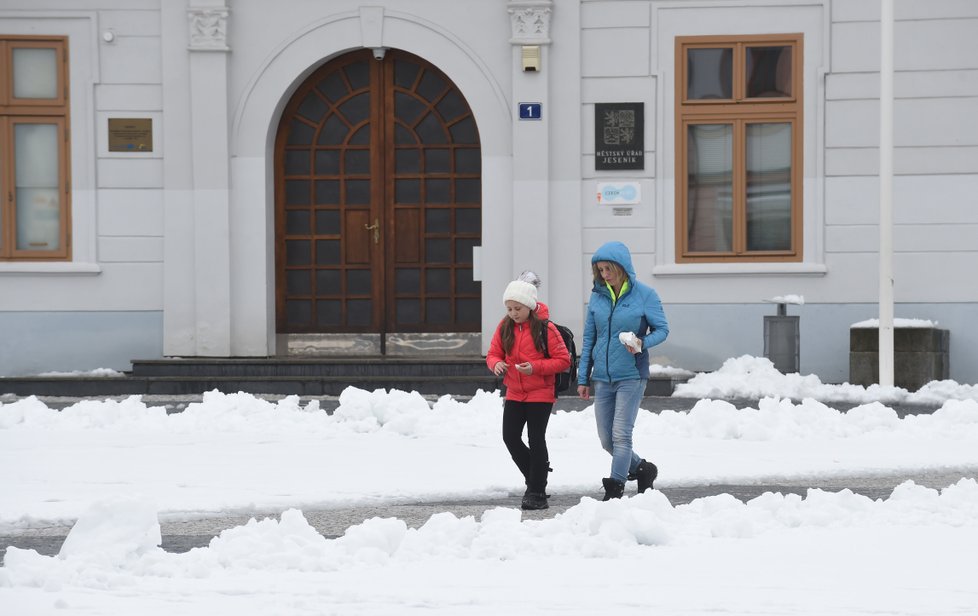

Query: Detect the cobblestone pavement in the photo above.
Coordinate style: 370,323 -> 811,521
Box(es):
4,468 -> 975,559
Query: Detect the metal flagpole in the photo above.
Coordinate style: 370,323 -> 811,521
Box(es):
879,0 -> 895,387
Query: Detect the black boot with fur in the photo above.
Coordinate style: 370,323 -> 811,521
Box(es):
601,478 -> 625,501
634,459 -> 658,493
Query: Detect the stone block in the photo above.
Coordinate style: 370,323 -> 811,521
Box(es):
849,327 -> 949,391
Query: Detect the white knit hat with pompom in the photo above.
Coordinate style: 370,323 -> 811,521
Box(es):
503,280 -> 538,310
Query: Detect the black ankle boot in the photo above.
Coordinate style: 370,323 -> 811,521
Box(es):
601,478 -> 625,501
521,491 -> 549,510
634,459 -> 658,493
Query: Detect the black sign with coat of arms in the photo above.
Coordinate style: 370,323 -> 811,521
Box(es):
595,103 -> 644,170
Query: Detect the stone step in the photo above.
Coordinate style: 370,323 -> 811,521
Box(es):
0,374 -> 686,399
130,356 -> 491,378
0,374 -> 502,398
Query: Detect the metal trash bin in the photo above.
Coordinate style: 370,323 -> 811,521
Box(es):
764,301 -> 799,374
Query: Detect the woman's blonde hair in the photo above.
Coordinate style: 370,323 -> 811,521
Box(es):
592,260 -> 625,284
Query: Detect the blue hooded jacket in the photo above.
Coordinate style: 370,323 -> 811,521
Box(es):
577,241 -> 669,385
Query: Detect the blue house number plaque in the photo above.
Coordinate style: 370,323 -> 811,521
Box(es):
518,102 -> 542,120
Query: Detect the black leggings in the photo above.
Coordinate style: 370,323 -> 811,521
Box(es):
502,400 -> 553,492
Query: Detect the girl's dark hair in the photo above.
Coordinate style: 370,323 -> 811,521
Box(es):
498,312 -> 547,355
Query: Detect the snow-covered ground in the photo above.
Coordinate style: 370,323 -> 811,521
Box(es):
2,356 -> 977,615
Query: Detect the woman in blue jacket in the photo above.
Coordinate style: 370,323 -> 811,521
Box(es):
577,241 -> 669,500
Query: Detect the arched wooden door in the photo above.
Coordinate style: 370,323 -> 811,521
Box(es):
275,49 -> 482,339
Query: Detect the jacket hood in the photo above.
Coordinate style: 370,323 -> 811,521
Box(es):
591,241 -> 638,282
534,301 -> 550,321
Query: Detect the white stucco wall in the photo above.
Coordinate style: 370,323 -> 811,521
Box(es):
1,0 -> 976,383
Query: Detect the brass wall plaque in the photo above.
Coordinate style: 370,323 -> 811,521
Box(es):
108,118 -> 153,152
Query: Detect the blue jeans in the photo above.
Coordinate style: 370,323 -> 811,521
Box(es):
593,379 -> 643,483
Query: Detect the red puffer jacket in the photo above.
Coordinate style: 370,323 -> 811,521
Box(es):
486,307 -> 571,403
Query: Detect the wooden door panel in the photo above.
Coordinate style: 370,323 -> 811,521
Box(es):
344,209 -> 372,264
394,209 -> 420,262
276,49 -> 480,336
384,51 -> 482,333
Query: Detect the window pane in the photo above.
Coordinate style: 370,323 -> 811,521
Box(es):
286,240 -> 310,265
286,180 -> 311,205
395,179 -> 420,204
345,180 -> 370,205
13,48 -> 58,99
746,123 -> 792,251
286,300 -> 312,326
314,180 -> 339,204
315,150 -> 340,175
315,210 -> 340,234
454,148 -> 480,174
425,208 -> 450,233
449,117 -> 478,144
284,150 -> 310,175
687,124 -> 733,252
426,268 -> 450,294
426,238 -> 450,263
396,149 -> 420,173
297,93 -> 327,123
455,268 -> 479,294
425,179 -> 450,204
417,113 -> 448,144
426,149 -> 451,173
286,270 -> 311,295
347,299 -> 372,326
397,299 -> 421,324
316,300 -> 341,326
395,268 -> 420,294
395,92 -> 426,125
747,46 -> 792,98
316,270 -> 341,295
455,238 -> 477,264
417,71 -> 446,102
346,269 -> 371,294
316,240 -> 341,265
286,210 -> 310,235
339,92 -> 370,125
687,48 -> 732,100
15,124 -> 61,250
455,208 -> 480,233
426,299 -> 450,324
318,115 -> 349,145
344,149 -> 370,174
455,298 -> 480,323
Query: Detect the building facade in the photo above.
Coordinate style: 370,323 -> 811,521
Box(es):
1,0 -> 976,384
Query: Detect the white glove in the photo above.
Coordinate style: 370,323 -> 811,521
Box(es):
618,331 -> 642,353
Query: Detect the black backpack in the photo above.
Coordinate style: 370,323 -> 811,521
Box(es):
540,320 -> 578,396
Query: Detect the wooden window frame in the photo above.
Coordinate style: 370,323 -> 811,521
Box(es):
0,36 -> 71,261
675,34 -> 803,263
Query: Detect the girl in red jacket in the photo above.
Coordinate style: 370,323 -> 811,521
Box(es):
487,274 -> 570,510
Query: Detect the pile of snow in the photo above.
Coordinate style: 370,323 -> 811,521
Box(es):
674,355 -> 978,405
2,363 -> 978,615
2,480 -> 977,614
851,317 -> 938,328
